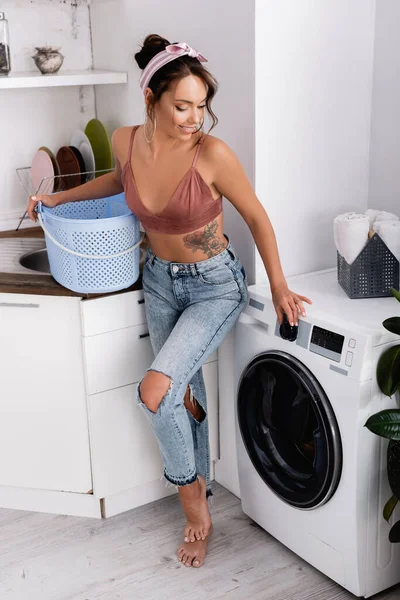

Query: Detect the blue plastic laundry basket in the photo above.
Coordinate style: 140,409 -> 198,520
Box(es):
37,193 -> 142,294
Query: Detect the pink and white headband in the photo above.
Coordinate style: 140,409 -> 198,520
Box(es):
139,41 -> 208,94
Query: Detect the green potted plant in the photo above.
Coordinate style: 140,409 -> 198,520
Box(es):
365,287 -> 400,542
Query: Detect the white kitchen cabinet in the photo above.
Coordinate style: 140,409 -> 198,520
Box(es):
82,289 -> 219,499
0,294 -> 92,493
88,383 -> 164,498
80,289 -> 146,336
0,286 -> 219,518
83,321 -> 218,396
88,361 -> 219,498
83,322 -> 154,395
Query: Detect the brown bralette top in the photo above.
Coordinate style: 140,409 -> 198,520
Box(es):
121,125 -> 223,234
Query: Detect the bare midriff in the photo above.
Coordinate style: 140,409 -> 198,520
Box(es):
144,212 -> 226,263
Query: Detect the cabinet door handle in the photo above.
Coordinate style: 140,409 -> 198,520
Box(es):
138,332 -> 150,339
137,298 -> 145,305
0,302 -> 39,308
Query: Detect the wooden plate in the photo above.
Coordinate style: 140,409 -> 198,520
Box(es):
69,146 -> 86,184
56,146 -> 81,190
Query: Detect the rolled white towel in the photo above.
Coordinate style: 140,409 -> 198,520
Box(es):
334,212 -> 356,256
374,210 -> 399,223
335,213 -> 369,264
333,221 -> 342,255
372,220 -> 400,261
372,220 -> 390,233
365,209 -> 381,228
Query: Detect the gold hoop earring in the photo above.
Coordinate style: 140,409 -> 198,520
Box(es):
144,111 -> 156,144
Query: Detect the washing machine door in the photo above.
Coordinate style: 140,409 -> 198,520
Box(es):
237,351 -> 342,509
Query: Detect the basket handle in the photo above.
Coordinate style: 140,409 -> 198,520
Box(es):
36,203 -> 144,260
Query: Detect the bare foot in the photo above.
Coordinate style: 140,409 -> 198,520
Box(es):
177,525 -> 213,568
178,475 -> 212,543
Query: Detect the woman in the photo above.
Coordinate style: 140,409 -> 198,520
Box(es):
28,34 -> 312,569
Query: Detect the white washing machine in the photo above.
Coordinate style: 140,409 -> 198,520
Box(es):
235,268 -> 400,598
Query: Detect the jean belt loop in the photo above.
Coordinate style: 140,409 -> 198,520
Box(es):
190,263 -> 197,277
227,245 -> 236,262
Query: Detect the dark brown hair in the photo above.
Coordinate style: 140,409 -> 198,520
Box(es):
135,34 -> 218,131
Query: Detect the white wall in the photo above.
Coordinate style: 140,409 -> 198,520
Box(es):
0,0 -> 95,230
92,2 -> 378,284
368,0 -> 400,215
255,0 -> 376,282
2,0 -> 376,280
90,0 -> 256,282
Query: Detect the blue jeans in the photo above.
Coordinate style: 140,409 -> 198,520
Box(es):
138,236 -> 248,497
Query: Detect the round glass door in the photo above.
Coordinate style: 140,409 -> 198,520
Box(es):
237,351 -> 342,509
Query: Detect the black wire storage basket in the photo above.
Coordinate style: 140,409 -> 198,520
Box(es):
337,233 -> 399,299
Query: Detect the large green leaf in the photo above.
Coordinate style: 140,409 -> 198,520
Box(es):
383,317 -> 400,336
390,288 -> 400,303
365,410 -> 400,439
388,440 -> 400,499
389,520 -> 400,543
376,346 -> 400,396
383,494 -> 398,522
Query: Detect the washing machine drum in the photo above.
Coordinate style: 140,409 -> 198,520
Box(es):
237,351 -> 342,509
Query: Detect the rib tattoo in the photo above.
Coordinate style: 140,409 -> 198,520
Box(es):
183,221 -> 228,258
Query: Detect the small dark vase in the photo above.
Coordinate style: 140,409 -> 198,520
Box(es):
32,46 -> 64,75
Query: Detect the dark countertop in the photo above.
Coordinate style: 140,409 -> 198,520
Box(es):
0,227 -> 143,298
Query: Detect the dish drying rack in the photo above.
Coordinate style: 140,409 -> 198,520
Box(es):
15,166 -> 114,231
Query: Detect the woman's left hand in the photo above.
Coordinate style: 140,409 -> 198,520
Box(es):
271,283 -> 313,326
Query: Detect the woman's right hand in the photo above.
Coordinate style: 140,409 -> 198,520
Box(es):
27,194 -> 60,222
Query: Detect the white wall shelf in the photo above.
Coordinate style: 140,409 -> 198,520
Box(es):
0,69 -> 128,90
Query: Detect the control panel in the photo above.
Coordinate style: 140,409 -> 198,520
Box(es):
309,325 -> 345,363
247,292 -> 358,370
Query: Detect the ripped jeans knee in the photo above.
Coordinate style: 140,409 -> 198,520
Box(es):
136,372 -> 201,487
138,369 -> 172,414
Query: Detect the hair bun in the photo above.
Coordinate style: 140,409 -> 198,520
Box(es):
135,34 -> 170,70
